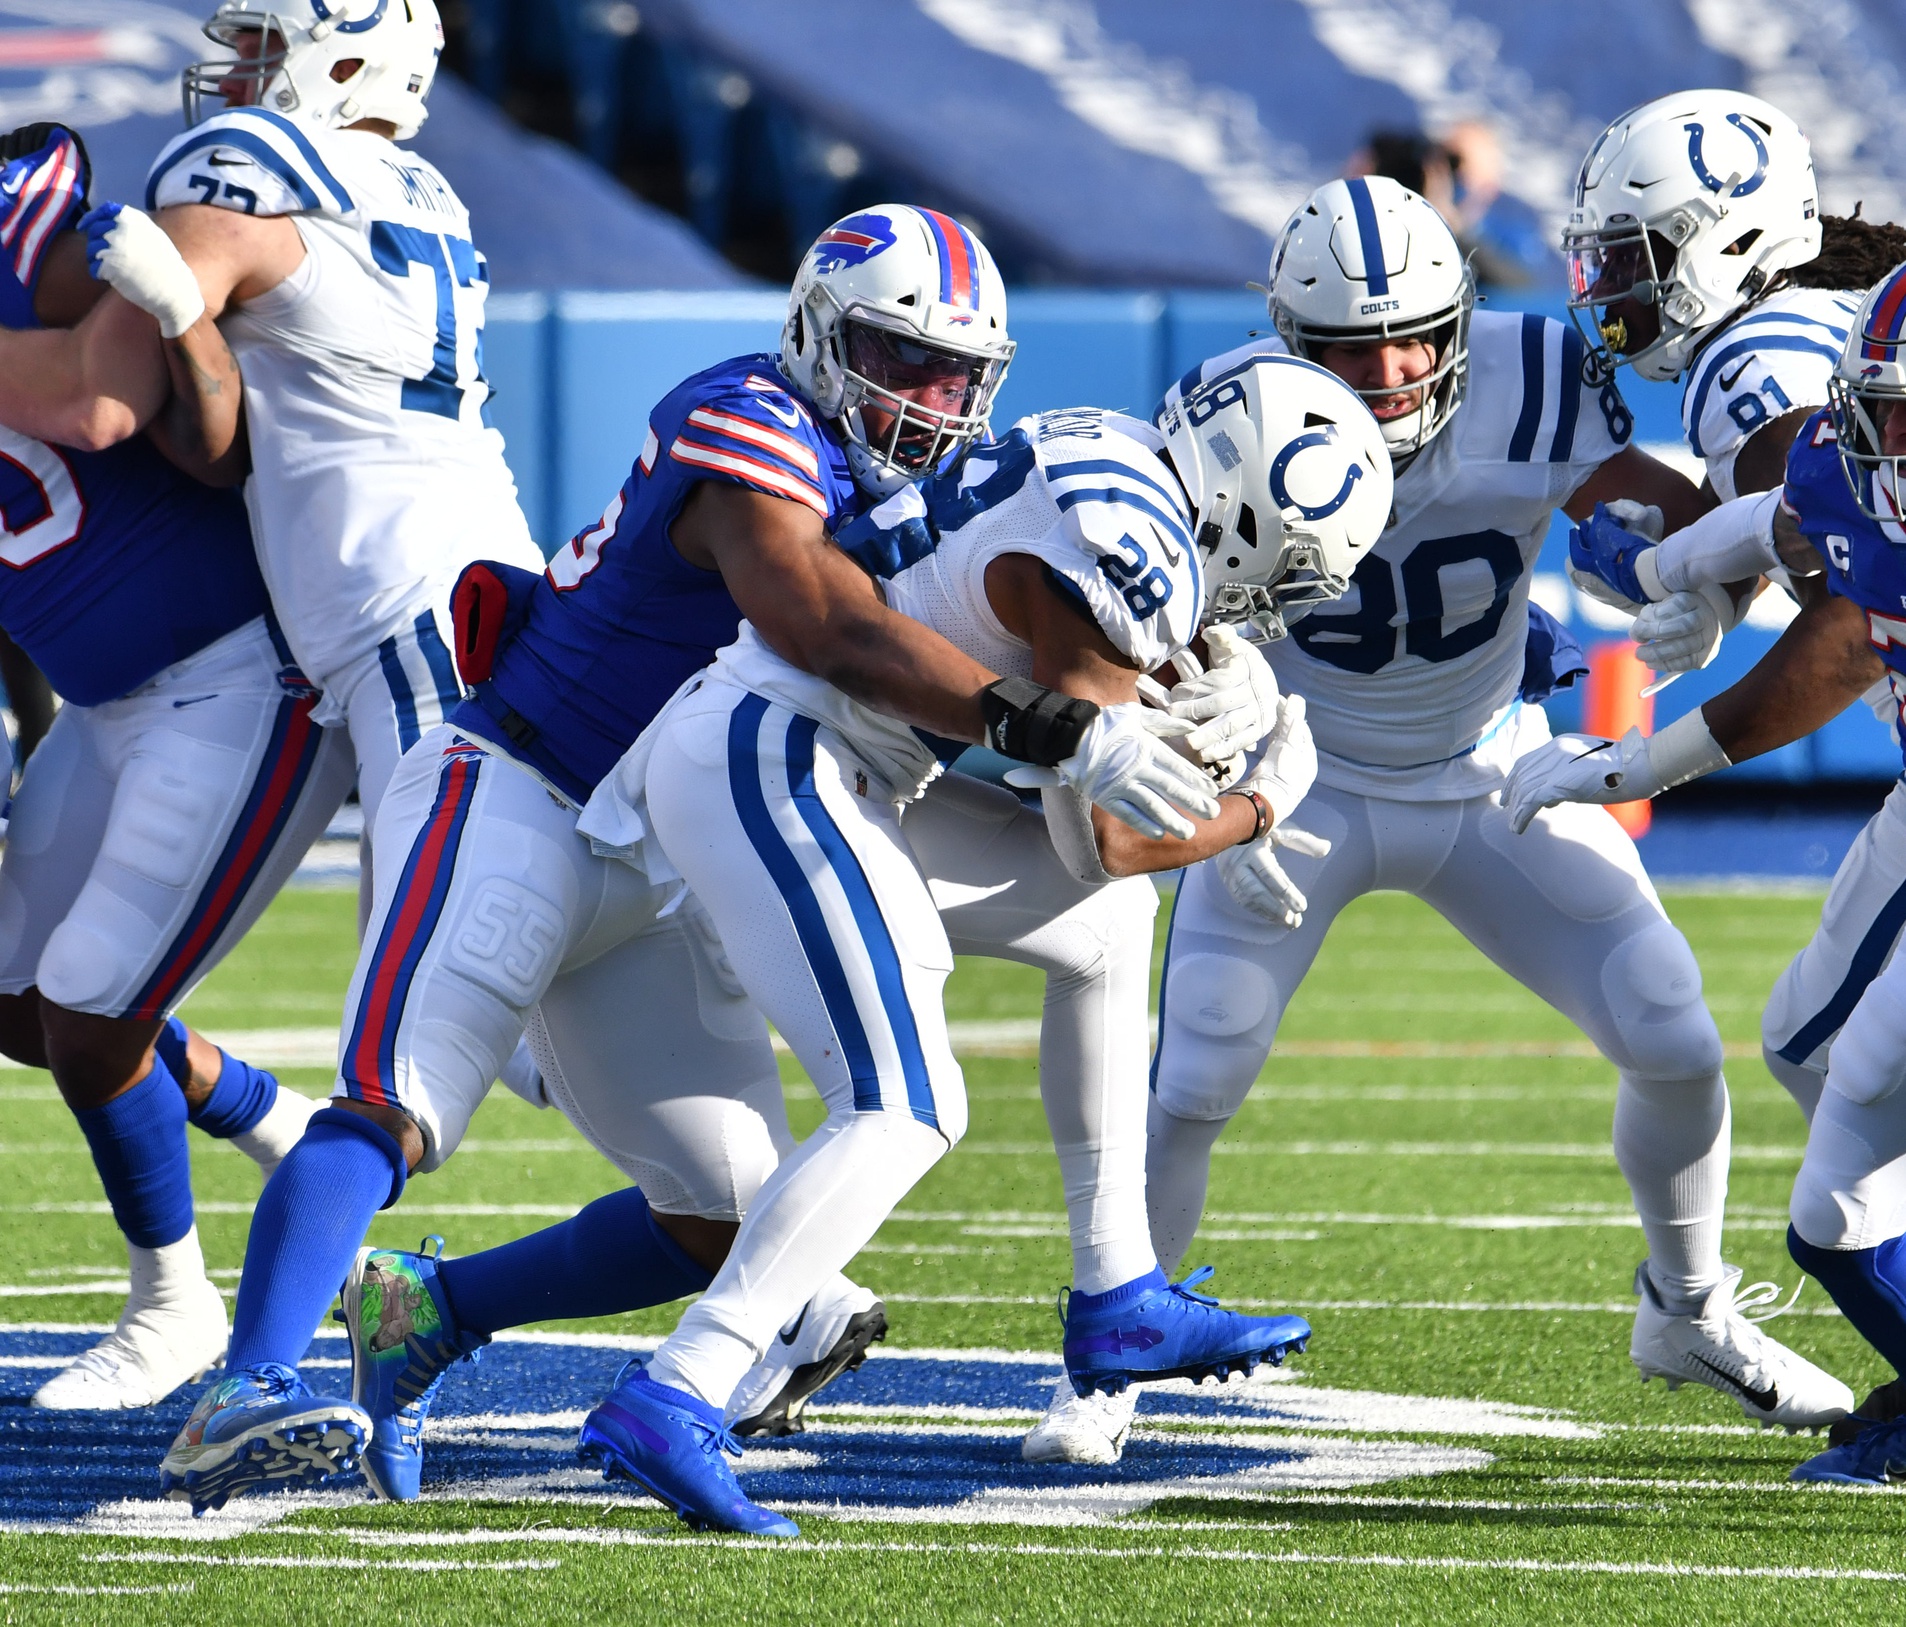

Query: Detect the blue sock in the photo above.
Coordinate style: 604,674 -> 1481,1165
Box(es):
226,1108 -> 408,1372
164,1017 -> 281,1140
436,1187 -> 713,1335
72,1055 -> 195,1250
1789,1225 -> 1906,1376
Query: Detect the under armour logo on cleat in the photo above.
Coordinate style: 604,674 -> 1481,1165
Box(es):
1070,1324 -> 1165,1357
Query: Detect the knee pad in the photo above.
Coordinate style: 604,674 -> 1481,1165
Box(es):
1153,951 -> 1278,1122
305,1106 -> 409,1207
1599,919 -> 1724,1079
1761,1043 -> 1825,1123
1824,985 -> 1906,1108
38,895 -> 146,1012
1789,1092 -> 1900,1251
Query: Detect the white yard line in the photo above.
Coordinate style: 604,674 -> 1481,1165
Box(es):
86,1552 -> 557,1573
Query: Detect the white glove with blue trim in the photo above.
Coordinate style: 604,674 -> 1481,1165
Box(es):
81,201 -> 203,338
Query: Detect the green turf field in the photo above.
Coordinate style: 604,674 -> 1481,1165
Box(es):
2,882 -> 1900,1625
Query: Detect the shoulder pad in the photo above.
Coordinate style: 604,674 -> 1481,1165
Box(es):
146,109 -> 356,219
1683,303 -> 1851,460
665,374 -> 837,517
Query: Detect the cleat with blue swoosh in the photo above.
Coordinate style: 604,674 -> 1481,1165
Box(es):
578,1363 -> 799,1538
1060,1265 -> 1309,1397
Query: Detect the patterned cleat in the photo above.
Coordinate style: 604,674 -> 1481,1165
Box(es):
1061,1265 -> 1309,1397
1630,1263 -> 1854,1432
339,1237 -> 491,1502
1791,1416 -> 1906,1485
158,1362 -> 369,1514
729,1276 -> 887,1438
579,1363 -> 799,1537
1022,1373 -> 1140,1465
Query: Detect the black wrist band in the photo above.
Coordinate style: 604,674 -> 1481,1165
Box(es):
1223,787 -> 1272,844
979,677 -> 1100,767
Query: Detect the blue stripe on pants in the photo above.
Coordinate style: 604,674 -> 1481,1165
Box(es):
782,713 -> 938,1129
378,633 -> 420,753
726,694 -> 882,1113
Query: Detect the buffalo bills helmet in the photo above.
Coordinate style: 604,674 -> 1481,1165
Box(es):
781,205 -> 1015,497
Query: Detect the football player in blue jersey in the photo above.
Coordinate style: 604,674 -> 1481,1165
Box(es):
0,124 -> 354,1410
156,204 -> 1224,1521
1510,262 -> 1906,1482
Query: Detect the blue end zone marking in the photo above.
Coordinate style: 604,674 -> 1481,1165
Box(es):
1507,315 -> 1547,463
0,1329 -> 1471,1525
1345,177 -> 1388,296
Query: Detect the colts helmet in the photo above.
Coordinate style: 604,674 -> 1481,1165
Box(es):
781,205 -> 1015,497
1157,353 -> 1393,641
1828,261 -> 1906,531
184,0 -> 445,140
1270,175 -> 1474,465
1564,91 -> 1819,382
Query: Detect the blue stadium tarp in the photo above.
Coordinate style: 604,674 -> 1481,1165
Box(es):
629,0 -> 1906,288
0,0 -> 744,290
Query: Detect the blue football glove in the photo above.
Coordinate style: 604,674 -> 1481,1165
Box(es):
0,125 -> 91,330
1567,502 -> 1662,612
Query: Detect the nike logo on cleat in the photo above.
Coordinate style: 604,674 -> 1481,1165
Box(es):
778,1307 -> 808,1346
1688,1352 -> 1779,1412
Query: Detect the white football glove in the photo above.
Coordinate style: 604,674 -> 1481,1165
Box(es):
1248,693 -> 1318,822
1631,585 -> 1732,675
1215,823 -> 1331,929
1503,712 -> 1731,835
1165,624 -> 1281,766
1006,703 -> 1218,841
81,202 -> 204,338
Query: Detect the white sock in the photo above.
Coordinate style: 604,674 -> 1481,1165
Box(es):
1145,1095 -> 1230,1277
1761,1043 -> 1824,1124
124,1227 -> 213,1323
646,1111 -> 948,1407
231,1087 -> 322,1183
1038,946 -> 1157,1296
1613,1070 -> 1731,1312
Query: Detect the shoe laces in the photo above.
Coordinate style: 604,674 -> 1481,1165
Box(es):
1732,1278 -> 1804,1324
1168,1265 -> 1222,1310
61,1344 -> 129,1386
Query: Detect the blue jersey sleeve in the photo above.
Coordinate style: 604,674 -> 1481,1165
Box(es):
146,107 -> 357,219
660,371 -> 840,517
0,129 -> 88,328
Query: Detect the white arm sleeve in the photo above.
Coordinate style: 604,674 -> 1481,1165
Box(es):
1642,489 -> 1782,596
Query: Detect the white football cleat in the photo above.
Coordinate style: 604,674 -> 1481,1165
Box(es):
728,1275 -> 886,1437
34,1273 -> 227,1410
1021,1373 -> 1139,1465
1630,1262 -> 1853,1432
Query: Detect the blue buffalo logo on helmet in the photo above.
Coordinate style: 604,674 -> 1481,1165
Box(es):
811,212 -> 899,275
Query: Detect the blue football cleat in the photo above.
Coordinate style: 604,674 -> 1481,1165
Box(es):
339,1237 -> 491,1502
158,1362 -> 370,1514
1791,1415 -> 1906,1485
578,1363 -> 799,1537
1061,1265 -> 1310,1397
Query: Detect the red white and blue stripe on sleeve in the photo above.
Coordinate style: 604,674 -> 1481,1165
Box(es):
666,387 -> 832,515
1,133 -> 86,291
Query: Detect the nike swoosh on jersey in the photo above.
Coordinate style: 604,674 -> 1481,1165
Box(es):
171,694 -> 219,708
778,1306 -> 809,1346
1688,1351 -> 1779,1412
759,398 -> 805,429
206,154 -> 247,167
1158,537 -> 1182,566
1718,359 -> 1754,391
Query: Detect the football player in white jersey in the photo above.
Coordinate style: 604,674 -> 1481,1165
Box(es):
1033,174 -> 1854,1466
1561,89 -> 1906,1130
1,0 -> 544,864
568,353 -> 1392,1535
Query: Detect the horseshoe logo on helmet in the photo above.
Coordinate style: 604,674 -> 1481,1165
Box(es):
1268,428 -> 1363,521
1684,113 -> 1769,198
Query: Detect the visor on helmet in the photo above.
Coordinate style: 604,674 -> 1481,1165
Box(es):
838,313 -> 1006,478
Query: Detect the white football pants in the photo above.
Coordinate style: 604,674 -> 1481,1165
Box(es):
1762,784 -> 1906,1253
337,726 -> 788,1211
641,683 -> 1160,1407
1147,779 -> 1732,1308
0,616 -> 354,1019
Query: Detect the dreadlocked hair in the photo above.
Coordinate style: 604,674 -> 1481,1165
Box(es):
1782,209 -> 1906,292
